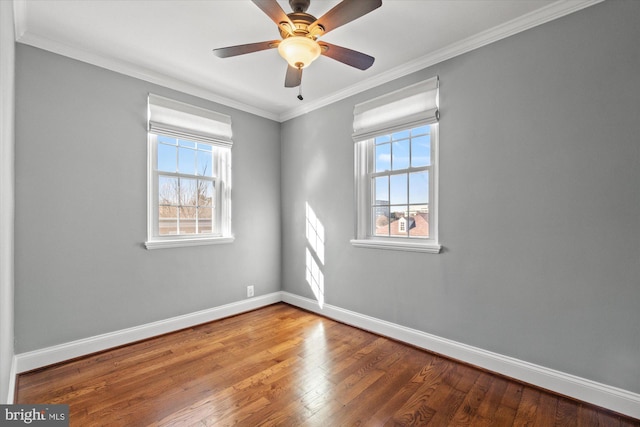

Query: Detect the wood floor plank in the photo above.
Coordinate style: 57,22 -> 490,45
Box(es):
512,387 -> 542,425
422,365 -> 480,426
532,389 -> 560,427
15,303 -> 640,427
448,372 -> 493,426
492,381 -> 525,425
469,376 -> 509,426
555,397 -> 580,426
386,361 -> 466,426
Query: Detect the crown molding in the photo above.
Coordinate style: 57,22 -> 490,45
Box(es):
12,14 -> 280,122
13,0 -> 604,123
277,0 -> 605,122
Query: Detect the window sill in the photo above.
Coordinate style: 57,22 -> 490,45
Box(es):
350,238 -> 441,254
145,236 -> 235,250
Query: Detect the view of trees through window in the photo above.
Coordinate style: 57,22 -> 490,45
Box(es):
155,135 -> 216,235
372,126 -> 431,238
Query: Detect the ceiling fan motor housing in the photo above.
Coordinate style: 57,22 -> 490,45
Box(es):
289,0 -> 310,13
279,12 -> 323,39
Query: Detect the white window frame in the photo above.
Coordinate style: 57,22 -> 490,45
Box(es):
351,78 -> 441,254
145,95 -> 234,249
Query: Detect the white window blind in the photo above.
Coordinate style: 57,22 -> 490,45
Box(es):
352,76 -> 439,142
148,94 -> 233,147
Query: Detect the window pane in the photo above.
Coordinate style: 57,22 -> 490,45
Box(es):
392,130 -> 410,140
374,176 -> 388,203
411,134 -> 431,167
374,208 -> 390,236
197,180 -> 215,207
390,209 -> 409,236
178,139 -> 196,148
197,149 -> 213,177
179,207 -> 197,234
411,126 -> 429,137
198,207 -> 213,233
159,206 -> 178,235
158,144 -> 177,172
375,135 -> 390,144
409,207 -> 429,238
158,135 -> 177,145
390,174 -> 407,205
392,139 -> 410,170
158,176 -> 178,205
179,178 -> 197,206
409,171 -> 429,204
375,143 -> 391,172
178,147 -> 196,175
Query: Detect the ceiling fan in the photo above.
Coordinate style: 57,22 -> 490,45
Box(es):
213,0 -> 382,99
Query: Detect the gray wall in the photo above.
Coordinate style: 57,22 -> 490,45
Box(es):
15,45 -> 281,353
281,0 -> 640,393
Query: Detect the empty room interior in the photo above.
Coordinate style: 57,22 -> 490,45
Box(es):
1,0 -> 639,425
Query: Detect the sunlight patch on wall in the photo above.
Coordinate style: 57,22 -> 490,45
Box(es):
305,202 -> 325,308
306,202 -> 324,264
305,248 -> 324,308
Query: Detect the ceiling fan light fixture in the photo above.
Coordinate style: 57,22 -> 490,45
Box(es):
278,36 -> 321,69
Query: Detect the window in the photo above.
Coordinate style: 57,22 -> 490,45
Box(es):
146,94 -> 233,249
352,77 -> 441,253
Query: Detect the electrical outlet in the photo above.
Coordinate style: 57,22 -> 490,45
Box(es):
247,285 -> 254,298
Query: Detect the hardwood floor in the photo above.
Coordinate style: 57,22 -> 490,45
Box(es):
16,303 -> 639,426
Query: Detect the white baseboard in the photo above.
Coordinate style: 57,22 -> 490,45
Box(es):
12,291 -> 640,419
15,292 -> 282,374
281,292 -> 640,420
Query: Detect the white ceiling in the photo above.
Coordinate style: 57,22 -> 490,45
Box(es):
13,0 -> 600,121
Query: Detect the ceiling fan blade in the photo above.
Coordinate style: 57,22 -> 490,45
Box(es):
284,65 -> 302,88
213,40 -> 279,58
318,42 -> 375,70
309,0 -> 382,35
251,0 -> 295,34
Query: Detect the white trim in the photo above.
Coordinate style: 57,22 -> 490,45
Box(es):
146,131 -> 233,247
144,236 -> 235,250
14,292 -> 281,374
350,238 -> 441,254
281,292 -> 640,420
12,0 -> 603,123
354,122 -> 440,252
0,0 -> 16,406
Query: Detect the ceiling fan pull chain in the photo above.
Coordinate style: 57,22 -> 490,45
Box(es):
297,66 -> 304,100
